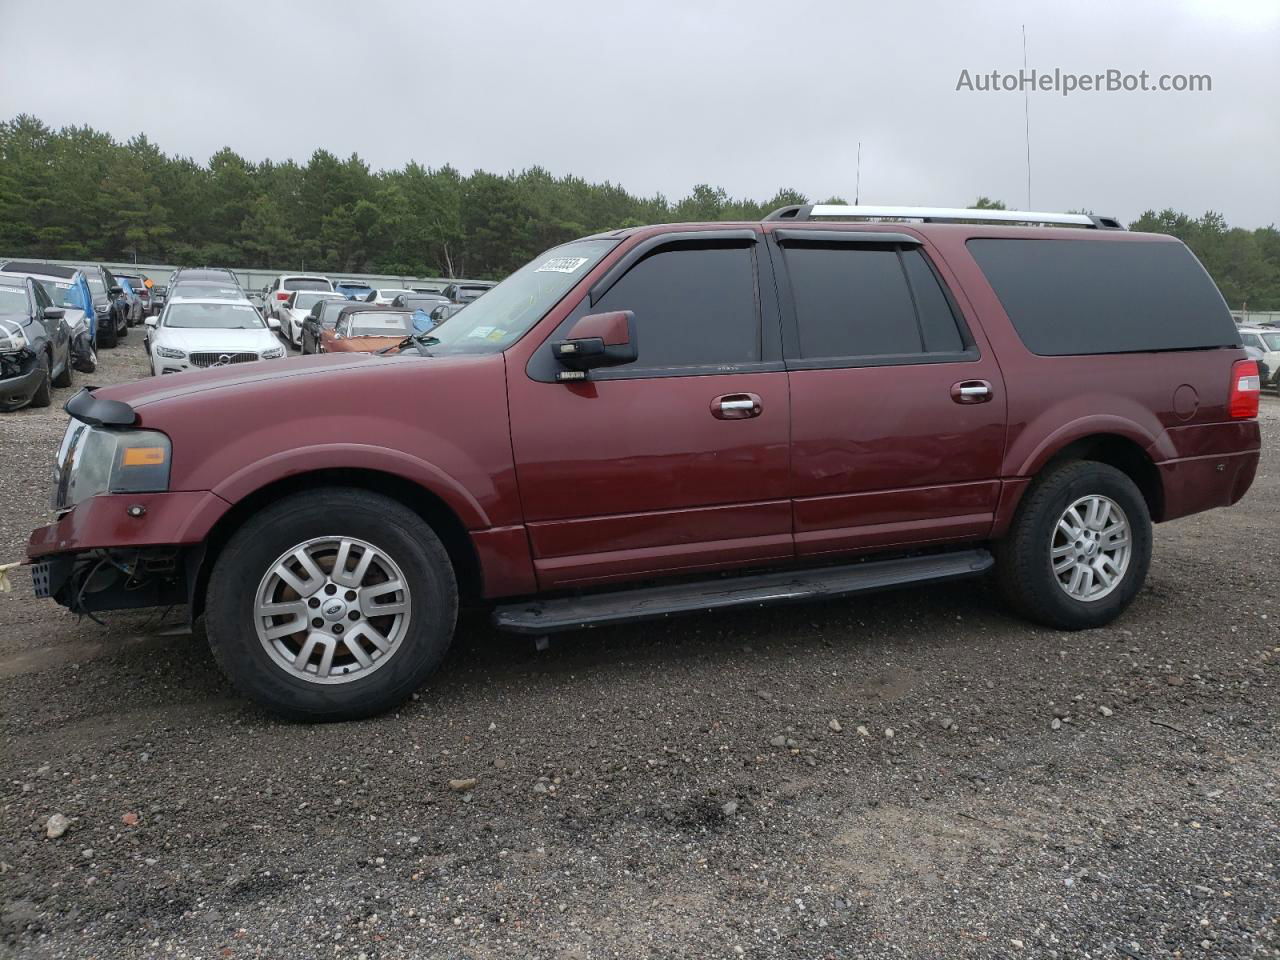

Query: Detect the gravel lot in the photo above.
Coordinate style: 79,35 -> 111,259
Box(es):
1,333 -> 1276,959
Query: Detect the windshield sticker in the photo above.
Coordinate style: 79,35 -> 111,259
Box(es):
485,329 -> 506,341
466,325 -> 497,339
535,256 -> 590,274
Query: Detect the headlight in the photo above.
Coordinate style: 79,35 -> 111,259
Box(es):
0,325 -> 29,352
154,345 -> 186,359
52,422 -> 172,511
260,346 -> 285,359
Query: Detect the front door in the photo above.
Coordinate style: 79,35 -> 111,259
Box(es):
770,232 -> 1007,557
508,232 -> 793,590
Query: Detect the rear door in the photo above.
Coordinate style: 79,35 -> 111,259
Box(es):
508,230 -> 793,589
771,230 -> 1007,557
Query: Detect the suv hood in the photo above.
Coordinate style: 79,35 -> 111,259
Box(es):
152,327 -> 280,354
97,351 -> 389,410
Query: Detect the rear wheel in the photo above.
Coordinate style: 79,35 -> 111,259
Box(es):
205,488 -> 458,721
995,461 -> 1152,630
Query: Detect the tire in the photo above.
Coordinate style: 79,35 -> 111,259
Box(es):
98,316 -> 118,349
205,487 -> 458,721
29,353 -> 52,408
994,460 -> 1152,631
52,351 -> 72,387
118,316 -> 129,339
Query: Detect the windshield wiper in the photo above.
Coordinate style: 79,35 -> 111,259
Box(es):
377,332 -> 437,356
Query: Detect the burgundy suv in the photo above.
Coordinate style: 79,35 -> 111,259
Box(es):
27,205 -> 1262,720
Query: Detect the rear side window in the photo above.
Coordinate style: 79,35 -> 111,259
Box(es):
592,244 -> 759,368
968,238 -> 1238,356
782,244 -> 966,359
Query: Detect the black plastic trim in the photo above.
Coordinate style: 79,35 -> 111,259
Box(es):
493,549 -> 994,634
588,229 -> 758,306
763,204 -> 814,221
772,229 -> 922,246
65,387 -> 136,427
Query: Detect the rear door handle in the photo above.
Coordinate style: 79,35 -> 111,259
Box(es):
951,380 -> 992,404
711,393 -> 763,419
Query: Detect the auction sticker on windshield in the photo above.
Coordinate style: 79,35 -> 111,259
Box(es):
535,256 -> 590,273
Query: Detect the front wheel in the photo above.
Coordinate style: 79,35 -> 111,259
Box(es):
205,488 -> 458,720
995,461 -> 1152,630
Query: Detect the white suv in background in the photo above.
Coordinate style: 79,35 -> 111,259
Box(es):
145,298 -> 286,376
1239,326 -> 1280,390
263,275 -> 334,323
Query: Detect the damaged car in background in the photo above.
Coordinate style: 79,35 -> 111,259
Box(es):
0,274 -> 74,411
0,262 -> 98,374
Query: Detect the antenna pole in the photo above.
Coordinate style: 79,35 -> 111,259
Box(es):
855,141 -> 861,205
1022,24 -> 1032,208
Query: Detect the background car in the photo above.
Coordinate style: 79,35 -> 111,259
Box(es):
319,306 -> 413,353
363,287 -> 415,305
0,274 -> 72,410
411,284 -> 445,295
72,264 -> 129,348
145,298 -> 286,375
151,284 -> 168,315
0,264 -> 97,373
263,275 -> 334,323
171,267 -> 242,288
391,293 -> 449,332
428,302 -> 466,325
334,280 -> 374,300
168,279 -> 245,301
441,281 -> 494,304
279,290 -> 346,347
1238,326 -> 1280,392
0,262 -> 96,343
299,298 -> 352,354
113,272 -> 152,320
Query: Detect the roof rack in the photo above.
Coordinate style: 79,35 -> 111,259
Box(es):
763,204 -> 1124,230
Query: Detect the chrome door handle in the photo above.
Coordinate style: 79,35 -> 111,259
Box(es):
711,393 -> 763,419
951,380 -> 993,404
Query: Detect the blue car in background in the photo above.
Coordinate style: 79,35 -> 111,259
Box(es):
334,280 -> 375,300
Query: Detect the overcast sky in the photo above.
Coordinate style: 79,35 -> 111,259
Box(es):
2,0 -> 1276,227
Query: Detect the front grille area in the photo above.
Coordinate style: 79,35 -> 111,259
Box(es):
189,352 -> 259,368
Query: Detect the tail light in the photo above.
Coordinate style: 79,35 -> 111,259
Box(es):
1228,359 -> 1260,419
276,291 -> 290,301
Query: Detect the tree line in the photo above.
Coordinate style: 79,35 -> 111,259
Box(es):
0,115 -> 1276,307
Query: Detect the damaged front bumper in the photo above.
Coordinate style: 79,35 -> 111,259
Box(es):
32,548 -> 192,614
0,350 -> 43,411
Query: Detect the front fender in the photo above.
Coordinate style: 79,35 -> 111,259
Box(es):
212,442 -> 490,529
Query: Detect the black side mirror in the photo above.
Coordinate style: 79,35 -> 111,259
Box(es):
109,286 -> 123,296
553,310 -> 638,381
43,306 -> 66,320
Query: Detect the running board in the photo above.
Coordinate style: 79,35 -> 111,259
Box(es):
492,549 -> 993,634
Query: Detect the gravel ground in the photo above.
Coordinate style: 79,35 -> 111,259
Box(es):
0,333 -> 1277,960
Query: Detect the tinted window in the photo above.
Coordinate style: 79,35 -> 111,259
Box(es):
783,245 -> 919,357
348,312 -> 411,337
284,278 -> 331,291
592,244 -> 758,368
1240,333 -> 1264,350
901,250 -> 964,353
968,238 -> 1238,356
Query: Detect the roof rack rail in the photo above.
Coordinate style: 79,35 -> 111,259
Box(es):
763,204 -> 1124,230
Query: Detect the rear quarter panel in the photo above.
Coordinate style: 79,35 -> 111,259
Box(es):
925,227 -> 1261,520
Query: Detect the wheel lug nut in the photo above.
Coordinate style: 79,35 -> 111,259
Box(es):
324,584 -> 337,596
348,611 -> 359,621
333,624 -> 344,634
345,590 -> 357,601
308,598 -> 320,608
312,618 -> 323,628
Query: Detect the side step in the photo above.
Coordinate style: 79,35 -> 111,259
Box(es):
492,549 -> 993,634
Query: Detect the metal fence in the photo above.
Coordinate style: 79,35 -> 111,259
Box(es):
0,256 -> 490,293
1232,310 -> 1280,327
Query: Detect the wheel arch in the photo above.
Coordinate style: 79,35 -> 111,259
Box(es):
189,468 -> 484,620
1030,432 -> 1164,522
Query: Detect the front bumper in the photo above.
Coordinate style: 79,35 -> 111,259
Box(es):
28,490 -> 231,559
28,490 -> 233,615
0,351 -> 44,411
